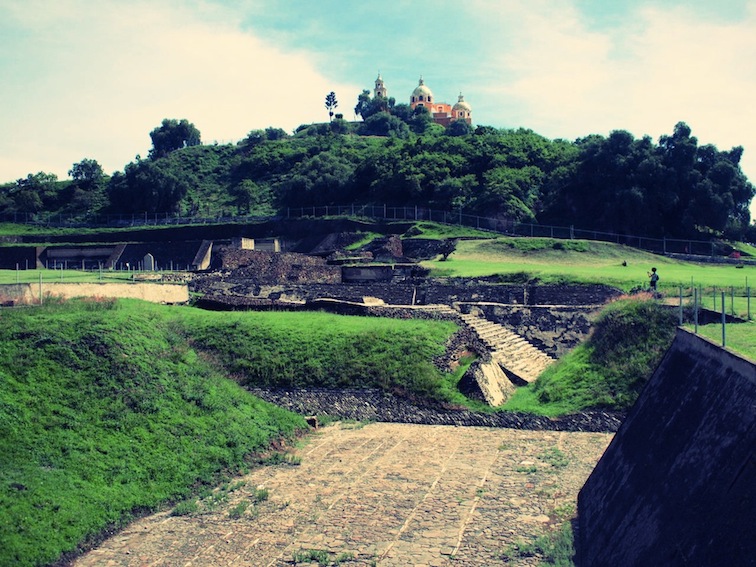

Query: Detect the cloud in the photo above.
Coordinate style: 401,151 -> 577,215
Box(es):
0,0 -> 360,181
469,0 -> 756,213
2,0 -> 754,217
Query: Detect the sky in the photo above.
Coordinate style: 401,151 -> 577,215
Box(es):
1,0 -> 755,216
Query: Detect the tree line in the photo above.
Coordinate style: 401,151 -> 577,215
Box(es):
1,117 -> 754,241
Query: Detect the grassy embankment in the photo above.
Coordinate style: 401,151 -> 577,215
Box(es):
0,299 -> 465,567
503,295 -> 678,416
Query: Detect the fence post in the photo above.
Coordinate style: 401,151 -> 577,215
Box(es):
679,286 -> 683,325
748,286 -> 751,321
694,287 -> 699,333
721,291 -> 726,347
731,286 -> 735,317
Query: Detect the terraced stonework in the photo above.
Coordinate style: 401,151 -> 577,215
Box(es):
73,423 -> 612,566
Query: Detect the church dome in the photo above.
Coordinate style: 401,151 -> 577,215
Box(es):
411,77 -> 433,101
452,93 -> 471,113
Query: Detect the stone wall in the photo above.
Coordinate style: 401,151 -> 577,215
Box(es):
461,304 -> 598,357
215,249 -> 341,283
193,278 -> 621,310
0,282 -> 189,305
577,328 -> 755,566
423,281 -> 620,306
248,388 -> 622,432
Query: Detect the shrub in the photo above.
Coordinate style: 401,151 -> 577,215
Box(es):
507,297 -> 677,414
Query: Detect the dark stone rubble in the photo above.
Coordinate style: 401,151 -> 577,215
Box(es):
250,388 -> 623,433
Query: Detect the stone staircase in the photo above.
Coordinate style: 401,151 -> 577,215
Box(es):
369,303 -> 555,406
459,312 -> 555,385
398,305 -> 556,405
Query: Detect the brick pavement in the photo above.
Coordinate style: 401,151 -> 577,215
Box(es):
73,423 -> 612,567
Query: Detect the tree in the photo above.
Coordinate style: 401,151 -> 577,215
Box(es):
107,159 -> 193,213
69,159 -> 104,188
358,113 -> 409,138
230,180 -> 272,215
446,120 -> 473,137
67,159 -> 107,214
148,119 -> 201,159
354,90 -> 389,120
325,91 -> 338,121
354,89 -> 371,119
265,127 -> 288,141
12,172 -> 58,213
408,106 -> 433,134
330,118 -> 349,135
391,103 -> 413,123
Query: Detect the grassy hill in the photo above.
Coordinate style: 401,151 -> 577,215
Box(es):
504,295 -> 678,416
0,299 -> 467,566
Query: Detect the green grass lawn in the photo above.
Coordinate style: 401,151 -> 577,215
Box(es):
177,307 -> 463,402
403,221 -> 495,240
0,299 -> 466,567
0,268 -> 136,285
684,321 -> 756,360
423,236 -> 756,292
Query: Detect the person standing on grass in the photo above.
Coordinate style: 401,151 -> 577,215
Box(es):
648,267 -> 659,292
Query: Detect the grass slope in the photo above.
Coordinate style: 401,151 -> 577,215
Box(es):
0,300 -> 306,567
0,300 -> 464,566
179,309 -> 462,403
504,297 -> 678,416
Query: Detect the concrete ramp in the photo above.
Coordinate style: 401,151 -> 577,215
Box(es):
191,240 -> 213,271
470,359 -> 515,406
106,244 -> 126,269
577,328 -> 755,567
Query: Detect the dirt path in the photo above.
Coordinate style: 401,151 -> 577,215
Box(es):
73,423 -> 612,567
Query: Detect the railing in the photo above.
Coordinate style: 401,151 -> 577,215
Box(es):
0,205 -> 747,260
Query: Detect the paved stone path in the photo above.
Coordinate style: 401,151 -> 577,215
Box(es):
73,423 -> 612,567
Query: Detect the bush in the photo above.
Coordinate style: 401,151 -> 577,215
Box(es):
506,297 -> 677,414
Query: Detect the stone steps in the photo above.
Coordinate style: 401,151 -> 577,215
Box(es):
460,312 -> 555,385
377,304 -> 555,405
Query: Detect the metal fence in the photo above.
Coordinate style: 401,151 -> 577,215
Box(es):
282,205 -> 731,258
0,205 -> 742,259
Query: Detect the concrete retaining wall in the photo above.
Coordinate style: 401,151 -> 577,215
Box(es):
577,328 -> 755,566
0,282 -> 189,305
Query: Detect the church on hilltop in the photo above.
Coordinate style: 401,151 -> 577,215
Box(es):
373,74 -> 472,127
